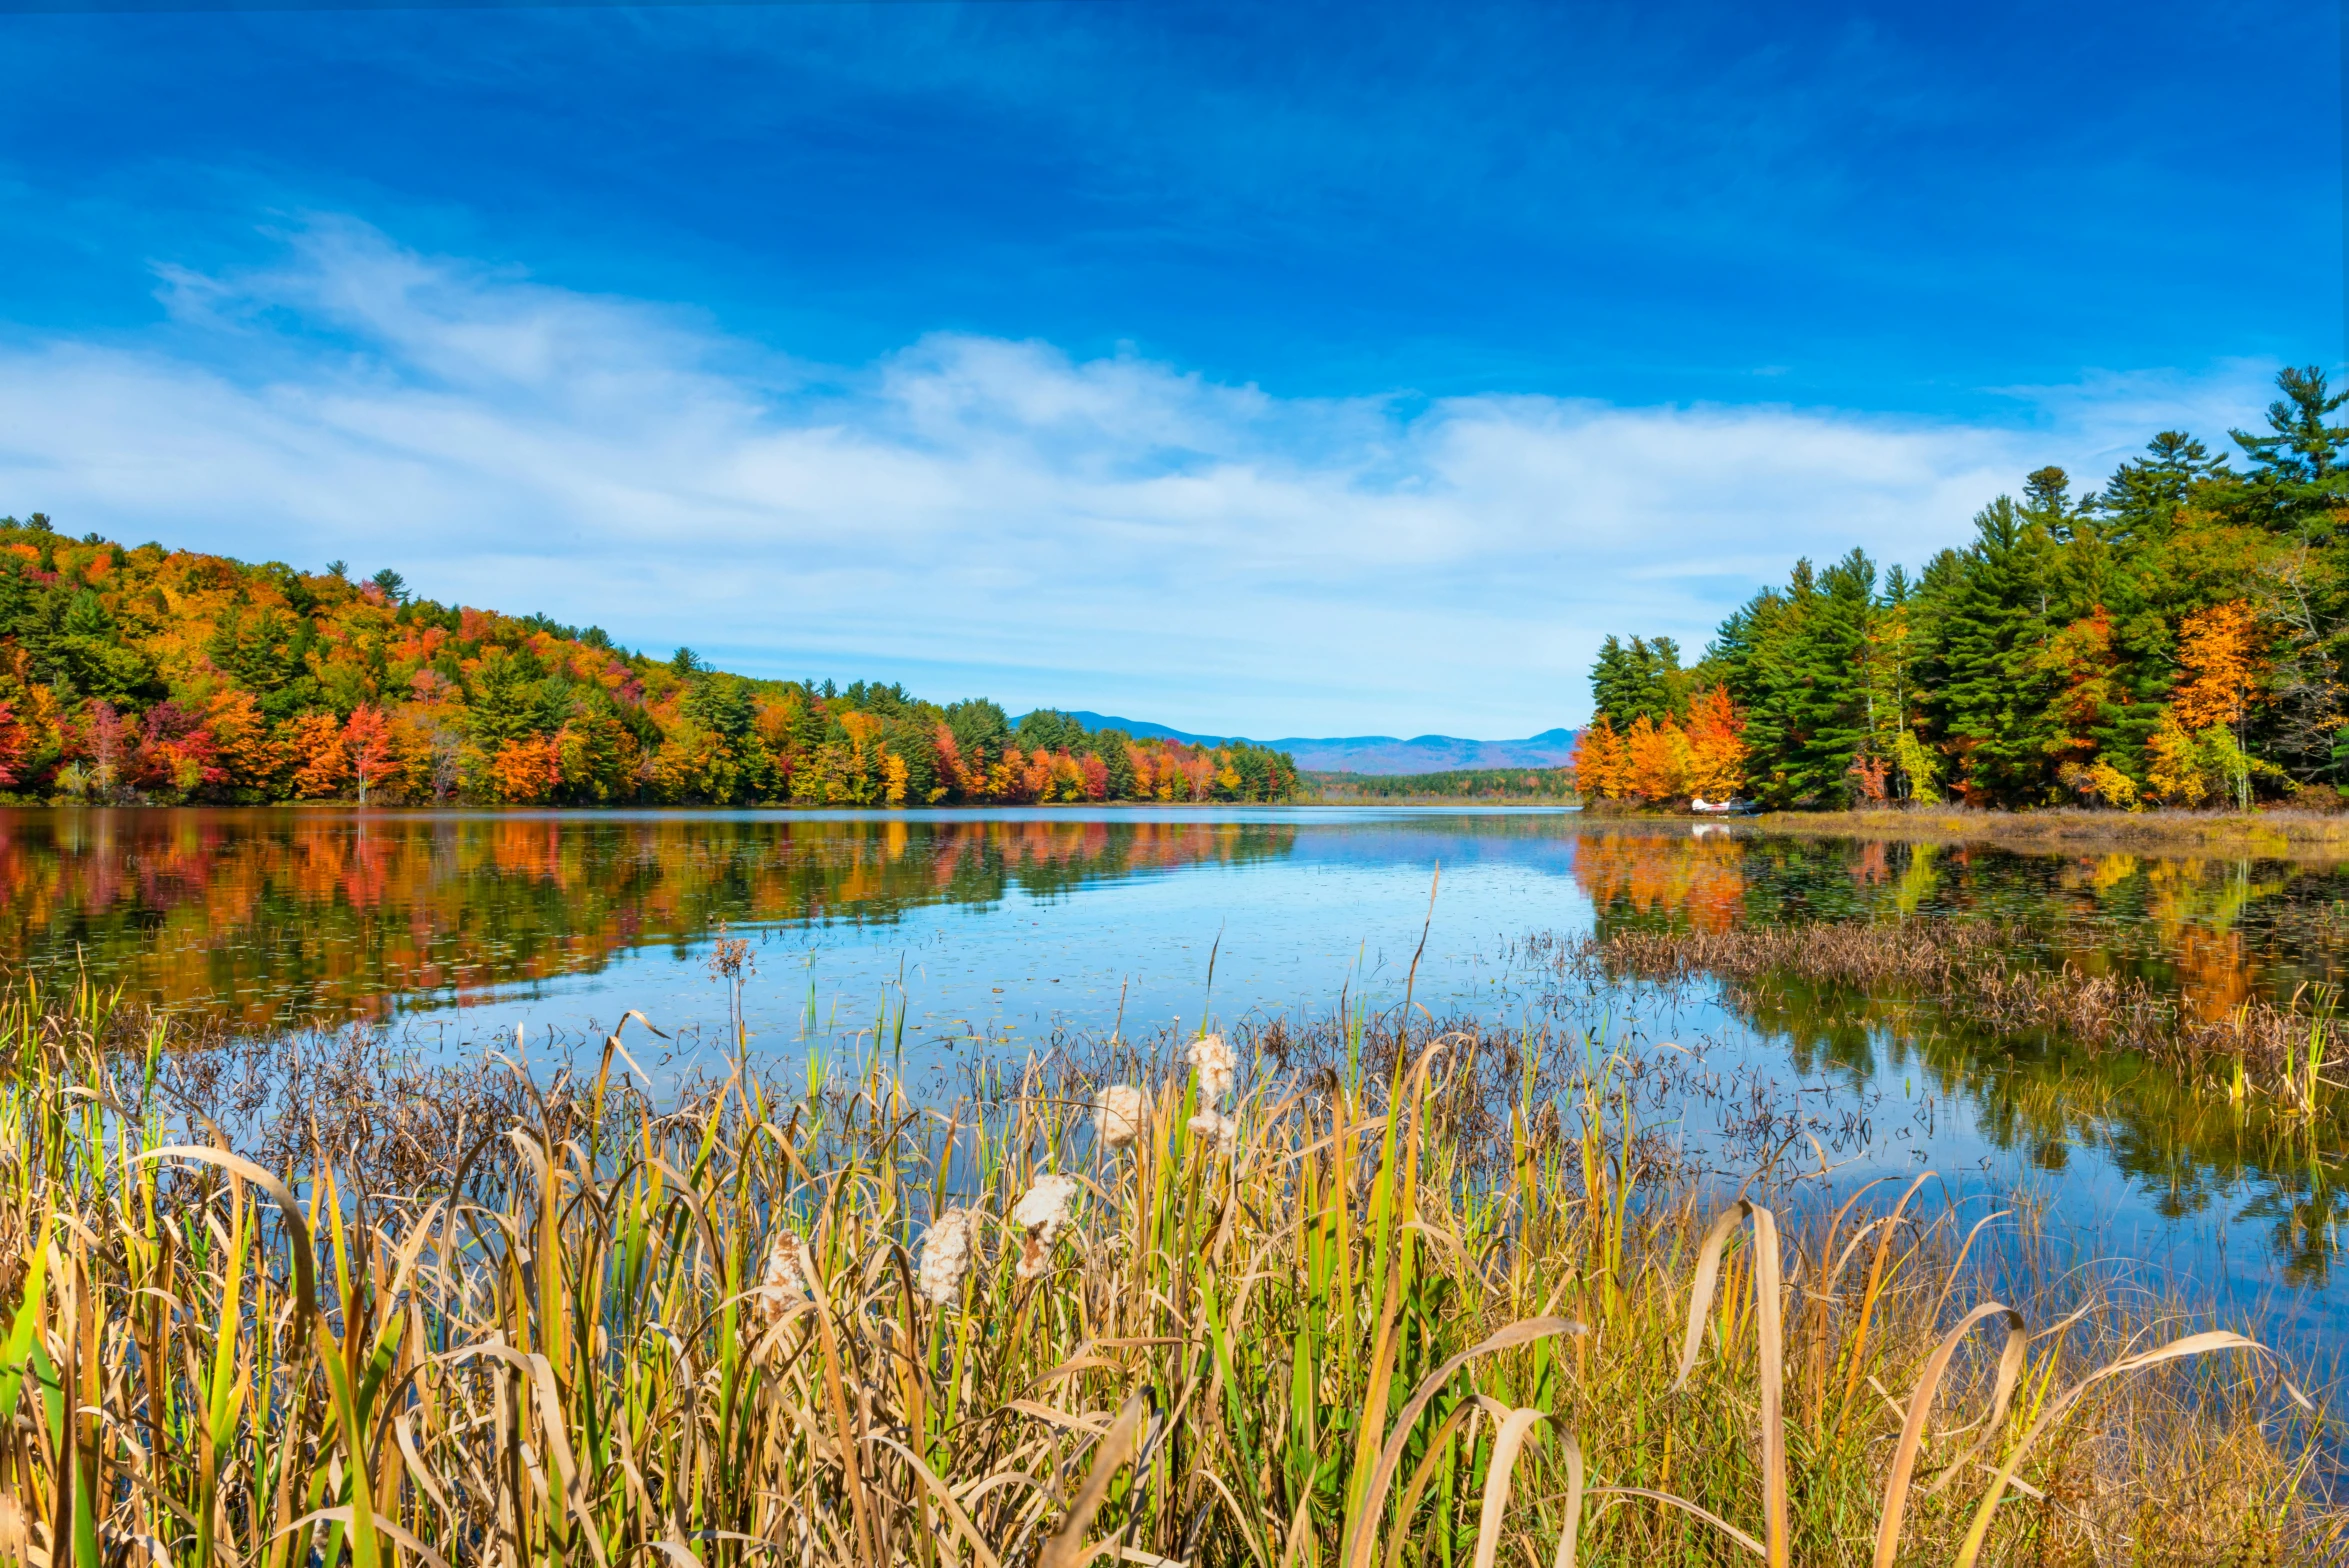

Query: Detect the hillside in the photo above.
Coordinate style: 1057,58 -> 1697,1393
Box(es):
0,516 -> 1297,807
1055,712 -> 1579,773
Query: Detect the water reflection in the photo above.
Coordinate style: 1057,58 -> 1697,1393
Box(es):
0,808 -> 1298,1025
8,806 -> 2349,1294
1571,826 -> 2349,1014
1570,827 -> 2349,1288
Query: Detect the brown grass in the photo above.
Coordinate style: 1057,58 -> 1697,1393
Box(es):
1574,919 -> 2349,1098
0,976 -> 2337,1567
1738,806 -> 2349,859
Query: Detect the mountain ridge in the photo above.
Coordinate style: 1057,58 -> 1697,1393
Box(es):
1051,712 -> 1579,775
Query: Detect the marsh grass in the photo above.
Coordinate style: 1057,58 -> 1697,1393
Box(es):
1739,808 -> 2349,860
1576,920 -> 2349,1100
0,983 -> 2336,1567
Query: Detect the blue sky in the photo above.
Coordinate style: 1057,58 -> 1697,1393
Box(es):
0,0 -> 2336,735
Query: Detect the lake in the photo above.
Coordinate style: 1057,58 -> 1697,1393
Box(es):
6,803 -> 2346,1350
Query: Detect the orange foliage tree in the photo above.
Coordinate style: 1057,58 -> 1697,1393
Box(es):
491,737 -> 565,804
0,699 -> 25,786
286,713 -> 349,798
1574,687 -> 1747,804
1622,714 -> 1693,799
1681,685 -> 1749,799
345,705 -> 396,805
207,691 -> 281,794
1569,716 -> 1629,799
2170,600 -> 2263,732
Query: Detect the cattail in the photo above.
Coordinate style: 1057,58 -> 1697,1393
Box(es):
1011,1173 -> 1082,1279
1094,1084 -> 1147,1150
1189,1032 -> 1237,1104
1188,1108 -> 1237,1151
916,1208 -> 981,1307
750,1231 -> 814,1330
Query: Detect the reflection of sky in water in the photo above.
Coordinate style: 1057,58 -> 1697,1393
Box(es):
1673,1001 -> 2349,1369
8,804 -> 2347,1361
448,812 -> 1592,1058
394,810 -> 2347,1362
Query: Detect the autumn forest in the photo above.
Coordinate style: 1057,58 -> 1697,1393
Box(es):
0,519 -> 1299,807
1574,364 -> 2349,811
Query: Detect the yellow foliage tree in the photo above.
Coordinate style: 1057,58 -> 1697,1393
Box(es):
2058,757 -> 2140,809
1623,714 -> 1693,800
1570,715 -> 1629,799
2171,600 -> 2262,732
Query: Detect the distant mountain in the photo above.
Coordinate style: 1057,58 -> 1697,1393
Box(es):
1054,712 -> 1580,776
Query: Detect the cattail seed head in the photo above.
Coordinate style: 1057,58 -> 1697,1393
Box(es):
1189,1032 -> 1237,1104
1094,1084 -> 1147,1150
750,1232 -> 813,1331
1012,1172 -> 1082,1279
916,1208 -> 982,1307
1188,1108 -> 1237,1151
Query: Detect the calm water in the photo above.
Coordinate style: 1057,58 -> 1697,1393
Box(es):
7,804 -> 2349,1347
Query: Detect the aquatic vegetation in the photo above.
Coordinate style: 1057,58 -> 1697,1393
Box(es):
0,988 -> 2333,1566
1580,918 -> 2349,1087
1746,806 -> 2349,857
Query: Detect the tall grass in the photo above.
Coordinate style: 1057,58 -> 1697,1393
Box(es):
0,986 -> 2334,1566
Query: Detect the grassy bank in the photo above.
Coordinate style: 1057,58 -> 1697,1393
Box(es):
0,985 -> 2335,1566
1739,805 -> 2349,857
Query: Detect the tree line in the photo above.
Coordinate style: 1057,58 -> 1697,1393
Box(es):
0,519 -> 1298,807
1573,364 -> 2349,811
1304,768 -> 1577,802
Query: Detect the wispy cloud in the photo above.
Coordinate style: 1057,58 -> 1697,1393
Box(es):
0,221 -> 2279,735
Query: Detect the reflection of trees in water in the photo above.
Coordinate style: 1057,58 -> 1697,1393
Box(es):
1570,831 -> 1747,932
1584,830 -> 2349,1018
2239,1149 -> 2349,1290
1736,975 -> 2349,1284
0,811 -> 1297,1025
1578,830 -> 2349,1285
1572,826 -> 2349,1283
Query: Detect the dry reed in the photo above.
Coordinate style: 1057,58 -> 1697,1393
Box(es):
1577,921 -> 2349,1098
0,981 -> 2335,1567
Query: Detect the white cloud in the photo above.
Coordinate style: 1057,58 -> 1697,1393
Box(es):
0,220 -> 2279,736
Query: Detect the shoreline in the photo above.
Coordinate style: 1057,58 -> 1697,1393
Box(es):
1728,805 -> 2349,856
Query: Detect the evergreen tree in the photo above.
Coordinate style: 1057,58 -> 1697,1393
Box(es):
1588,633 -> 1688,723
1922,499 -> 2059,803
1015,708 -> 1088,752
468,651 -> 546,749
1777,551 -> 1874,803
1727,561 -> 1814,805
1098,730 -> 1138,797
945,698 -> 1010,771
2232,366 -> 2349,537
2098,431 -> 2228,535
